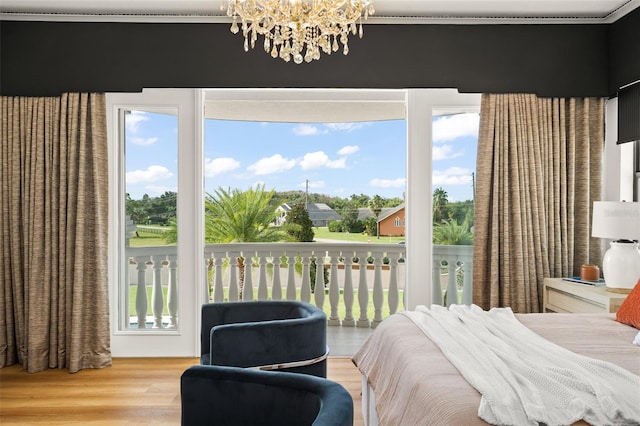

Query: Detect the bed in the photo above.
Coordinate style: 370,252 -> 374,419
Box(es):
352,308 -> 640,426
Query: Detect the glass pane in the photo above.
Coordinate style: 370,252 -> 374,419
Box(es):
122,109 -> 178,329
203,119 -> 406,312
431,113 -> 479,305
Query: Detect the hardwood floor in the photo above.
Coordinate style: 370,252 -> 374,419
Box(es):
0,357 -> 364,425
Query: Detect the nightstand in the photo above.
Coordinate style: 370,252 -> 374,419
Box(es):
543,278 -> 628,313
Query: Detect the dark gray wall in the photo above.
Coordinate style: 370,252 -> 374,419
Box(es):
1,8 -> 638,97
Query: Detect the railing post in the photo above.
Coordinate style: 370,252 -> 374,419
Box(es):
446,257 -> 458,307
327,254 -> 340,326
135,257 -> 148,328
213,254 -> 225,303
342,254 -> 355,327
371,251 -> 384,328
257,252 -> 269,301
286,254 -> 296,300
313,253 -> 326,311
271,254 -> 283,300
462,254 -> 473,305
300,251 -> 312,303
356,252 -> 370,328
167,255 -> 178,328
432,257 -> 443,306
243,253 -> 254,302
151,256 -> 165,328
387,254 -> 399,316
227,252 -> 239,302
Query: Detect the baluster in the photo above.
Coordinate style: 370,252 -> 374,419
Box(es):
286,254 -> 296,300
432,256 -> 444,306
243,253 -> 254,301
356,252 -> 370,328
151,257 -> 165,328
371,252 -> 384,328
257,252 -> 269,300
227,252 -> 239,302
342,254 -> 355,327
462,255 -> 473,305
213,254 -> 225,302
135,257 -> 148,328
313,253 -> 325,311
271,254 -> 283,300
300,252 -> 311,303
387,254 -> 399,315
446,257 -> 458,307
167,255 -> 178,328
328,253 -> 341,326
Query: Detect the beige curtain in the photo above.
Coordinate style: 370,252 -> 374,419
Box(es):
473,94 -> 604,313
0,93 -> 111,373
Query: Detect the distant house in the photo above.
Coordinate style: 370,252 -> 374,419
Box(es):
377,203 -> 405,237
275,203 -> 342,227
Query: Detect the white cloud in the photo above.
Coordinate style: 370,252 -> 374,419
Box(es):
248,154 -> 296,175
433,167 -> 473,185
433,144 -> 464,161
300,151 -> 346,170
432,113 -> 479,143
337,145 -> 360,155
130,136 -> 159,146
370,177 -> 406,188
125,111 -> 149,133
126,165 -> 173,184
144,185 -> 177,195
324,123 -> 366,132
299,180 -> 326,189
204,157 -> 241,177
293,124 -> 326,136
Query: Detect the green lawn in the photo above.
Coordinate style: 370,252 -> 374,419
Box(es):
313,227 -> 405,244
129,230 -> 172,247
129,227 -> 404,247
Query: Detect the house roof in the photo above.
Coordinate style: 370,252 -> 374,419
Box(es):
277,203 -> 342,222
378,203 -> 406,222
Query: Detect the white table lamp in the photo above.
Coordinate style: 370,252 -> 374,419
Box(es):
591,201 -> 640,293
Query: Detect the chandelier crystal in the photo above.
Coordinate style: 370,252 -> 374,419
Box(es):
223,0 -> 375,64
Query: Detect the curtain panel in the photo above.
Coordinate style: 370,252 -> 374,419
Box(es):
0,93 -> 111,373
473,94 -> 604,313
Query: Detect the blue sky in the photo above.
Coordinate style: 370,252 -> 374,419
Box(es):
125,111 -> 479,202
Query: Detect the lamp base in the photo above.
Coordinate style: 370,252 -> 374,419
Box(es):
602,241 -> 640,293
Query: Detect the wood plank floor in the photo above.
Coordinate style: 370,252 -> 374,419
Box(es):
0,357 -> 364,425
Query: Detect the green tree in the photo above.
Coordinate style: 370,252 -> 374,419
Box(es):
284,203 -> 314,242
433,219 -> 473,245
368,194 -> 384,238
433,187 -> 449,224
339,203 -> 361,233
205,185 -> 283,243
205,185 -> 284,300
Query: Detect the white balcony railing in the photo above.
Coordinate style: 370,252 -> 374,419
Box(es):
125,243 -> 473,329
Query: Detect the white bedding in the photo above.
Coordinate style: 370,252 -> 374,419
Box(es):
353,311 -> 640,426
403,305 -> 640,426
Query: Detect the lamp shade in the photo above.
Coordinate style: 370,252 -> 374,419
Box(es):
591,201 -> 640,240
592,201 -> 640,292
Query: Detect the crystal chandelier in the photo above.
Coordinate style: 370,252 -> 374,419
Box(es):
223,0 -> 375,64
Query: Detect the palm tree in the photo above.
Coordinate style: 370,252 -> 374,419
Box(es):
433,187 -> 449,224
205,185 -> 285,299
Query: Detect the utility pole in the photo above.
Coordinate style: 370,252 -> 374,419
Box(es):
305,179 -> 309,210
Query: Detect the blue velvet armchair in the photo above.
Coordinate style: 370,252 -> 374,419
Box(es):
181,365 -> 354,426
200,301 -> 328,377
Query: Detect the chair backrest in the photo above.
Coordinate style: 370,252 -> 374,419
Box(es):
200,301 -> 327,377
181,365 -> 353,426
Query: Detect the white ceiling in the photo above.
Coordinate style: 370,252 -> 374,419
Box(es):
1,0 -> 639,24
